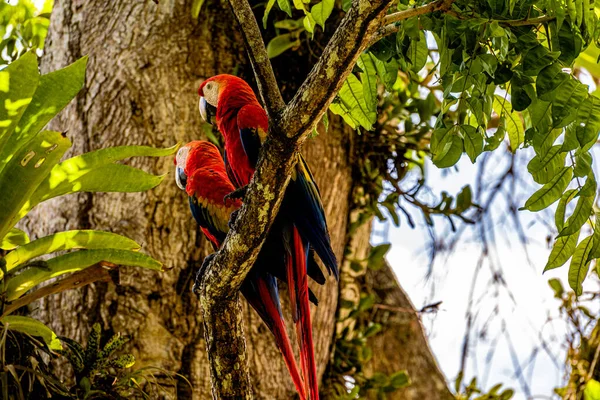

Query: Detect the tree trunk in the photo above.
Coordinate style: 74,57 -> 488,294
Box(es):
26,0 -> 451,398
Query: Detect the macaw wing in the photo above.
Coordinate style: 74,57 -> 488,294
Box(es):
285,154 -> 338,278
238,104 -> 268,168
189,196 -> 229,246
223,150 -> 244,189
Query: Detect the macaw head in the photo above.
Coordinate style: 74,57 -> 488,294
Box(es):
174,140 -> 225,196
198,74 -> 259,126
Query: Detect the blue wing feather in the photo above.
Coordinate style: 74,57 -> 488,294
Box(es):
189,196 -> 227,244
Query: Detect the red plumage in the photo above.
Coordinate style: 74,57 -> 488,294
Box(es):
177,140 -> 307,400
198,75 -> 323,400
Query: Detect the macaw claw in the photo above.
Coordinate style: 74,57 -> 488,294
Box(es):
223,185 -> 248,203
192,253 -> 216,296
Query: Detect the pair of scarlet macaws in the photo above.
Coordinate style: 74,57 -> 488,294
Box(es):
174,74 -> 337,400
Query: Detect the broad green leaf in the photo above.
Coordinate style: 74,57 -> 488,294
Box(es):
372,55 -> 398,90
527,98 -> 552,134
545,230 -> 580,272
277,0 -> 293,17
548,278 -> 564,297
330,73 -> 374,130
0,56 -> 87,171
568,236 -> 594,296
407,31 -> 428,73
0,52 -> 39,160
585,379 -> 600,400
552,79 -> 588,128
574,152 -> 593,177
562,123 -> 580,152
274,19 -> 303,30
536,63 -> 569,101
0,316 -> 62,351
557,21 -> 583,65
303,14 -> 316,34
556,189 -> 578,231
267,33 -> 300,58
311,0 -> 334,28
587,212 -> 600,262
263,0 -> 277,29
21,145 -> 177,216
191,0 -> 205,18
0,228 -> 30,250
2,230 -> 141,279
431,127 -> 463,168
511,74 -> 534,111
527,145 -> 566,184
522,45 -> 560,76
0,131 -> 71,240
461,125 -> 483,163
523,167 -> 572,211
575,96 -> 600,152
558,193 -> 594,237
485,121 -> 505,151
357,53 -> 378,116
5,249 -> 163,301
493,95 -> 524,152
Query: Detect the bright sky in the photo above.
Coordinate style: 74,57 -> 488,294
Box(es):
377,149 -> 600,399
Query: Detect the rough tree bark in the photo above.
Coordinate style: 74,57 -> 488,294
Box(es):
26,0 -> 450,398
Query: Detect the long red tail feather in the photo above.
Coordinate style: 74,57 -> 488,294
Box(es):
292,227 -> 319,400
252,277 -> 307,400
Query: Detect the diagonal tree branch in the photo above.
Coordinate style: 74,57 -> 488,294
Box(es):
198,0 -> 450,398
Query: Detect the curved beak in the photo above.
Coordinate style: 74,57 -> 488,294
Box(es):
175,166 -> 187,190
199,97 -> 217,125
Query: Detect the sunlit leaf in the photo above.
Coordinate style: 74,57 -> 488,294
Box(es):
2,230 -> 141,279
493,95 -> 524,152
0,228 -> 29,250
0,316 -> 62,351
311,0 -> 334,28
568,236 -> 594,296
267,33 -> 300,58
523,167 -> 572,211
527,145 -> 566,184
545,230 -> 580,272
5,249 -> 163,301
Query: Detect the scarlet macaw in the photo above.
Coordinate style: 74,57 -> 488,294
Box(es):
175,140 -> 311,399
197,75 -> 338,400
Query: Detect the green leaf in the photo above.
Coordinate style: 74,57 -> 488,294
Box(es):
556,189 -> 578,231
303,14 -> 316,34
456,185 -> 472,213
191,0 -> 205,18
431,127 -> 463,168
557,21 -> 583,65
493,95 -> 524,152
311,0 -> 334,28
277,0 -> 293,17
0,52 -> 39,159
536,63 -> 569,101
267,33 -> 300,58
575,95 -> 600,152
587,212 -> 600,262
5,249 -> 163,301
559,193 -> 594,237
527,145 -> 566,184
368,243 -> 391,270
0,228 -> 29,250
522,45 -> 561,76
545,230 -> 580,271
523,167 -> 572,211
0,131 -> 71,240
0,56 -> 87,172
548,278 -> 564,297
568,235 -> 594,296
263,0 -> 277,28
552,79 -> 588,128
407,31 -> 428,73
0,316 -> 62,351
372,55 -> 398,90
2,230 -> 140,279
274,19 -> 303,30
574,152 -> 592,177
21,145 -> 176,216
389,371 -> 410,389
584,379 -> 600,400
357,53 -> 378,116
330,73 -> 375,130
461,125 -> 483,163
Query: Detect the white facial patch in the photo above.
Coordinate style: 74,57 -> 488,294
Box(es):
203,81 -> 219,107
176,146 -> 190,169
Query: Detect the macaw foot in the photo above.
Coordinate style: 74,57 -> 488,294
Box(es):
223,185 -> 248,203
192,253 -> 216,296
228,209 -> 240,230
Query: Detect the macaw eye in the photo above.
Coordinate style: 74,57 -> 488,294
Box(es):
206,83 -> 212,90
